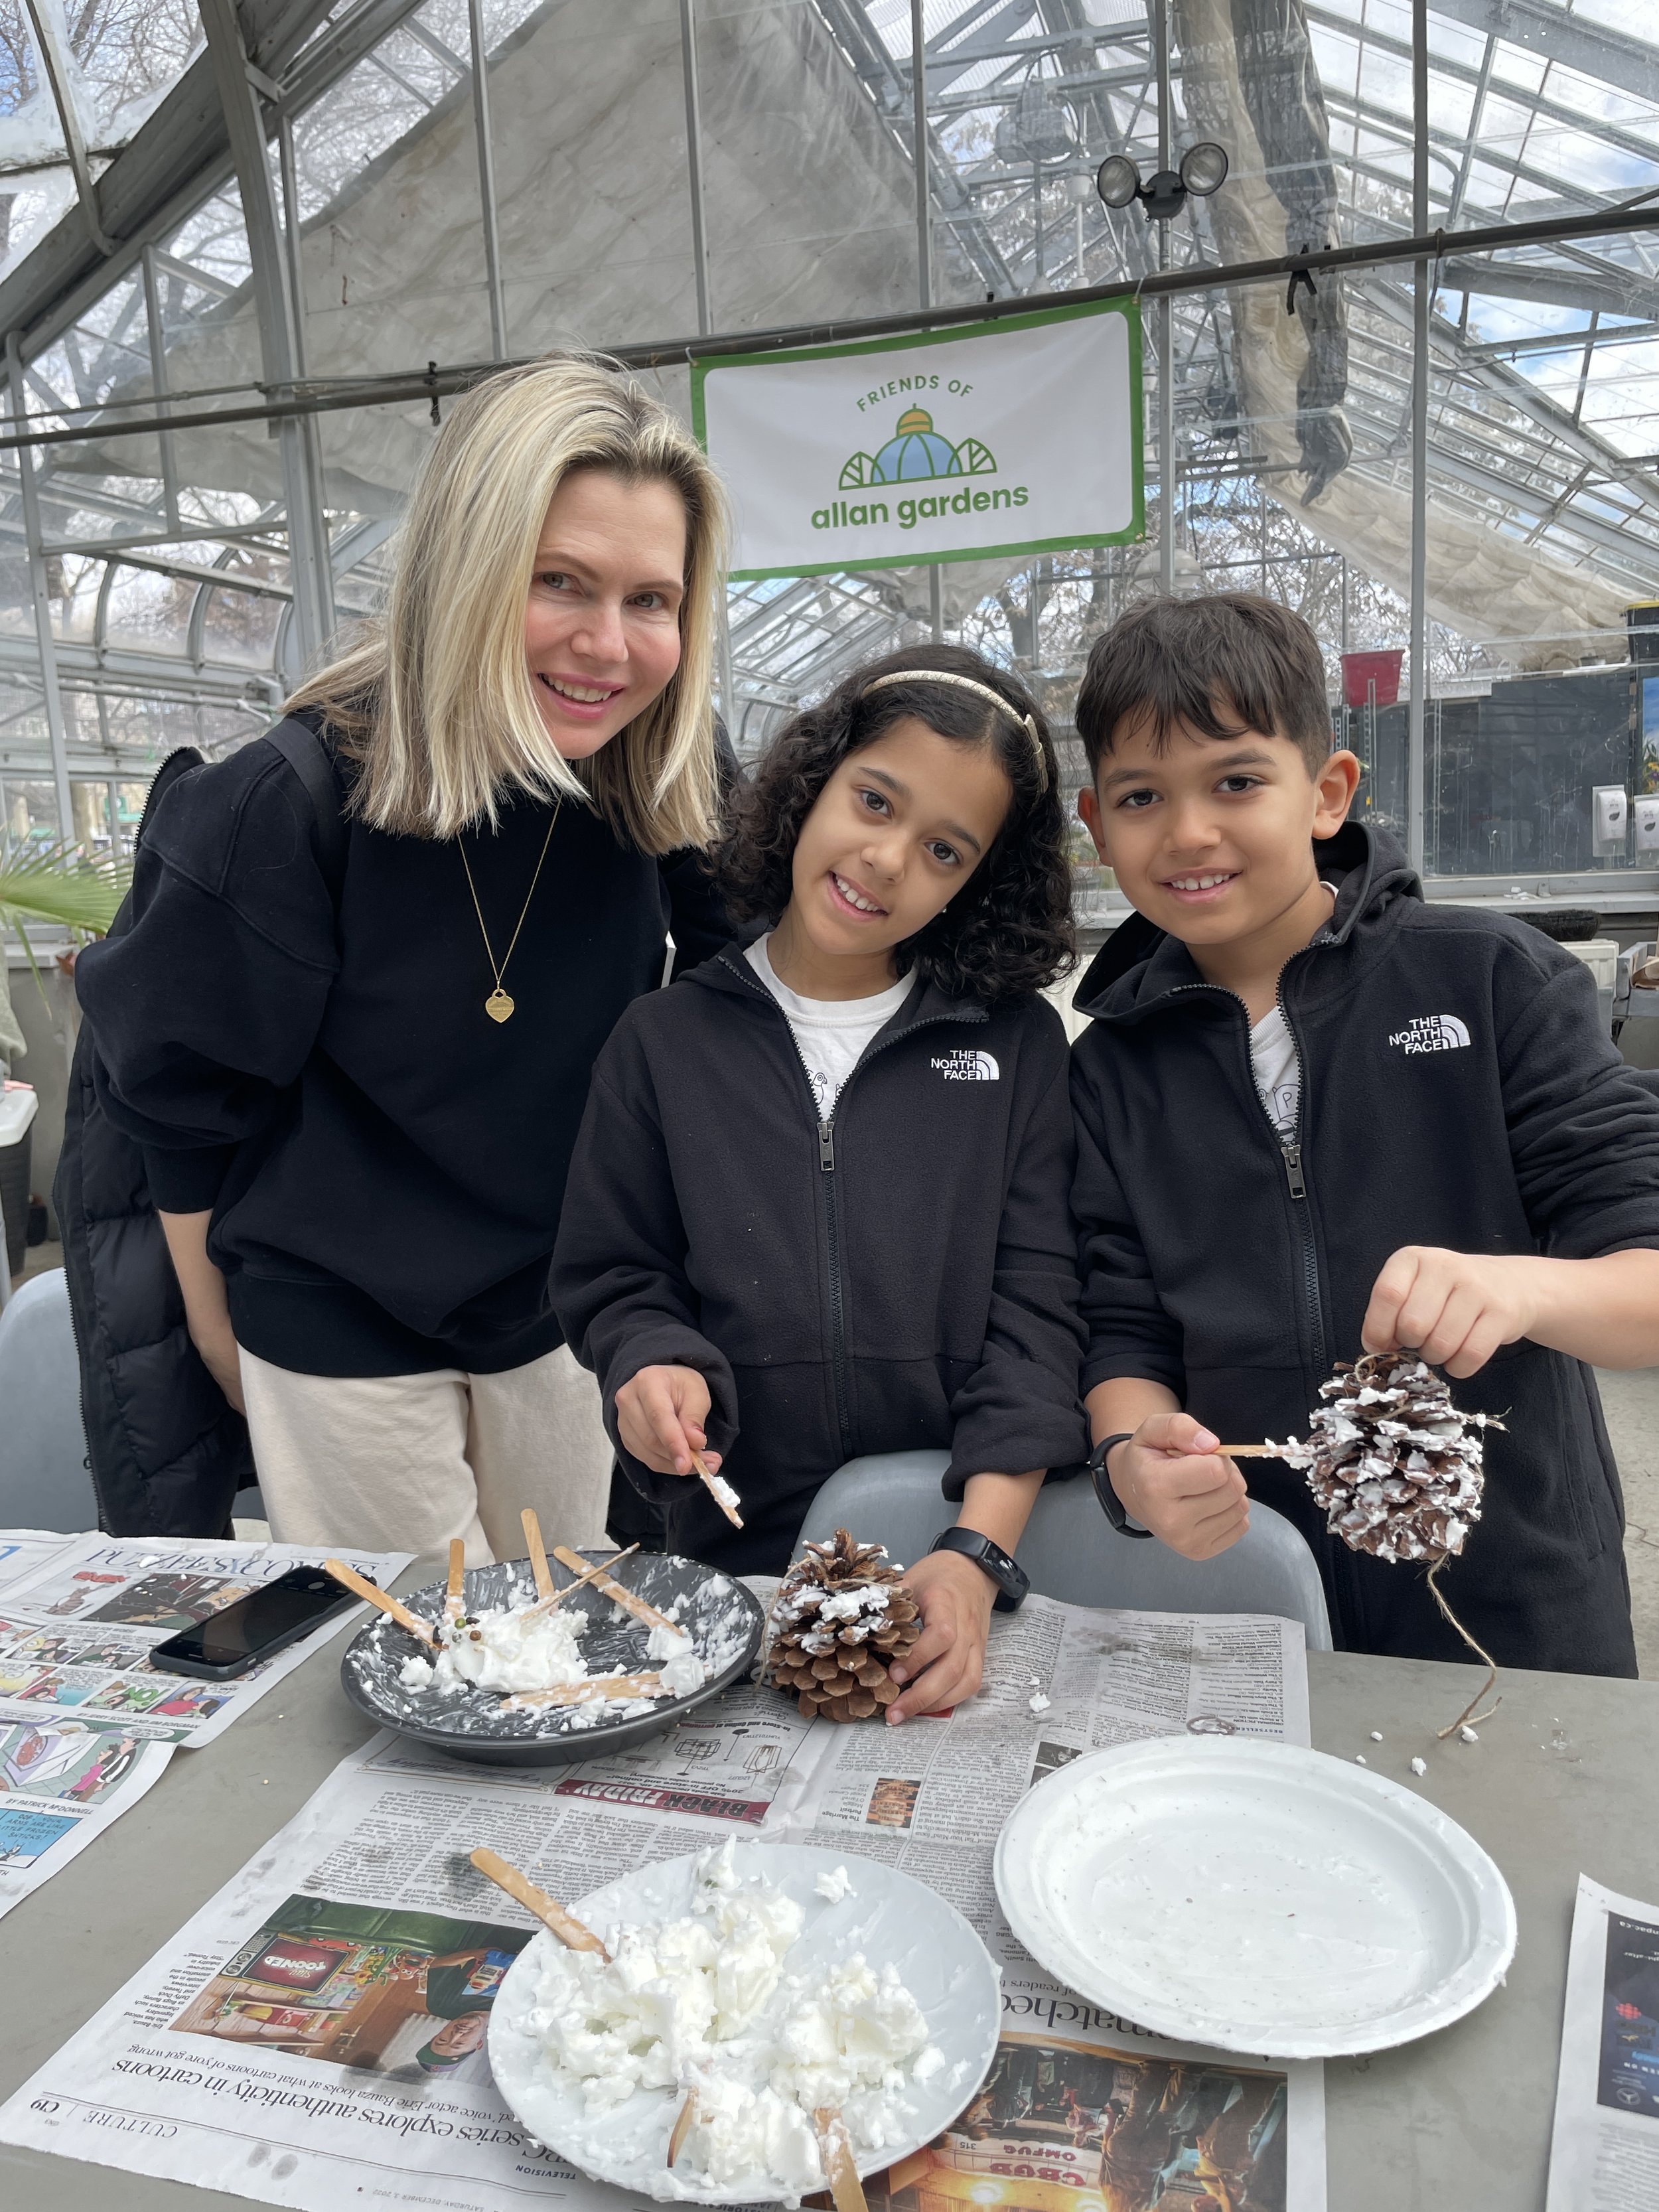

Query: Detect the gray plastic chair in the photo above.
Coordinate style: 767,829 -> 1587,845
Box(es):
0,1267 -> 100,1532
795,1448 -> 1333,1651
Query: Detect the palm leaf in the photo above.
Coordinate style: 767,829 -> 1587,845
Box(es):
0,839 -> 130,938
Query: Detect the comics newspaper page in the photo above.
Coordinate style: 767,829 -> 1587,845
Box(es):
0,1597 -> 1324,2212
0,1534 -> 410,1747
1547,1874 -> 1659,2209
0,1531 -> 407,1918
0,1704 -> 173,1921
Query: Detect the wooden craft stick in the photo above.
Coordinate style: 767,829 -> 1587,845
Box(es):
668,2089 -> 699,2168
813,2109 -> 868,2212
1216,1445 -> 1283,1458
551,1545 -> 679,1636
502,1672 -> 664,1710
690,1451 -> 745,1529
526,1544 -> 640,1617
469,1846 -> 609,1958
323,1559 -> 435,1646
445,1538 -> 465,1622
522,1508 -> 554,1599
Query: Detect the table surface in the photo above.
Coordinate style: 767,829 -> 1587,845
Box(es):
1,1592 -> 1653,2212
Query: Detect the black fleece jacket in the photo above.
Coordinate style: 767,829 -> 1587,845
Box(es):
1070,821 -> 1659,1678
551,950 -> 1088,1572
73,719 -> 733,1377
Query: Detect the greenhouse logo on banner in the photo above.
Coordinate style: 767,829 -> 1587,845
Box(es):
691,297 -> 1141,581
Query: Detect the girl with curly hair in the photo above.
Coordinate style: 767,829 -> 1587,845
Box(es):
553,643 -> 1088,1723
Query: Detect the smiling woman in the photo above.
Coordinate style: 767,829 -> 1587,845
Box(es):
68,358 -> 736,1557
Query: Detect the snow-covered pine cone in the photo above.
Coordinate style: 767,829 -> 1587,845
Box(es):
765,1528 -> 922,1722
1269,1352 -> 1499,1566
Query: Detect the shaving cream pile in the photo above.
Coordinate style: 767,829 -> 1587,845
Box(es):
518,1839 -> 940,2199
398,1598 -> 705,1708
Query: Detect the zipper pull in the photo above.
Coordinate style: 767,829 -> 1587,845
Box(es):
1283,1143 -> 1307,1199
818,1122 -> 835,1172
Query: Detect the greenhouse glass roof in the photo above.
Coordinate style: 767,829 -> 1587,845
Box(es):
0,0 -> 1656,885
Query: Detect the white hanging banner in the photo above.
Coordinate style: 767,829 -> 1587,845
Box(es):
692,297 -> 1143,581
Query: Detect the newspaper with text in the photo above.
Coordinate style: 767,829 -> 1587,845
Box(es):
0,1530 -> 407,1920
1547,1873 -> 1659,2209
0,1596 -> 1325,2212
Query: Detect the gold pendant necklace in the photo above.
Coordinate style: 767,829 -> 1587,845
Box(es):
457,804 -> 559,1023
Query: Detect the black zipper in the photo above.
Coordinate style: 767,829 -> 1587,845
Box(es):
717,954 -> 971,1461
1269,970 -> 1327,1378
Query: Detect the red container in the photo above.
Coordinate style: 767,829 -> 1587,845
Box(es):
1342,650 -> 1404,709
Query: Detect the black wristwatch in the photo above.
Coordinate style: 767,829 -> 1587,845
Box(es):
929,1527 -> 1029,1612
1089,1433 -> 1154,1538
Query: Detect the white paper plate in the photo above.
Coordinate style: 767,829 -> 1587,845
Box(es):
488,1842 -> 1001,2201
993,1737 -> 1516,2057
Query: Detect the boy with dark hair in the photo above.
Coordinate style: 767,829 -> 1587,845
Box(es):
1069,591 -> 1659,1674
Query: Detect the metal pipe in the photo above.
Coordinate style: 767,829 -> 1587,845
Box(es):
21,0 -> 115,258
276,113 -> 310,380
679,0 -> 712,335
911,0 -> 932,310
1407,0 -> 1429,879
1154,0 -> 1174,588
467,0 -> 508,358
198,0 -> 334,667
140,245 -> 180,536
5,201 -> 1659,453
6,330 -> 74,842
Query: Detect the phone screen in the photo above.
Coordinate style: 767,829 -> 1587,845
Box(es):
152,1568 -> 355,1672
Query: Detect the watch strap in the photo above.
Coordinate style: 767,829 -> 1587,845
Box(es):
928,1526 -> 1029,1611
1089,1433 -> 1155,1538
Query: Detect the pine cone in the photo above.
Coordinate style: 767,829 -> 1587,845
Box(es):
765,1530 -> 922,1722
1270,1352 -> 1500,1566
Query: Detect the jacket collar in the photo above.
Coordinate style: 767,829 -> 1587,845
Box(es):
688,943 -> 990,1032
1072,818 -> 1420,1023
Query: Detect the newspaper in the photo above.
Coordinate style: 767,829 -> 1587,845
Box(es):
0,1532 -> 410,1748
0,1596 -> 1325,2212
0,1528 -> 83,1597
1547,1873 -> 1659,2208
0,1531 -> 407,1922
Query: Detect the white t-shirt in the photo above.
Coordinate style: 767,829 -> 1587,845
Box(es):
1249,883 -> 1336,1139
745,934 -> 911,1120
1250,1006 -> 1301,1139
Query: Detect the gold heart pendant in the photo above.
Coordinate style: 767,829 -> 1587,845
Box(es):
484,988 -> 515,1023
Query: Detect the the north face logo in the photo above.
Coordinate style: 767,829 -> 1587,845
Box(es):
932,1050 -> 999,1081
1388,1014 -> 1471,1054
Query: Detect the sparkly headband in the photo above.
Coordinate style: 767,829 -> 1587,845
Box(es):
860,669 -> 1049,793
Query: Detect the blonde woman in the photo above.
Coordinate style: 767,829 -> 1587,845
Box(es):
73,358 -> 731,1561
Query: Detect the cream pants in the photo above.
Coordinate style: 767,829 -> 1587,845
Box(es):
238,1343 -> 614,1566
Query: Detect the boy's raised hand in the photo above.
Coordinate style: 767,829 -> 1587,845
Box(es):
1362,1245 -> 1535,1377
614,1363 -> 721,1478
1104,1413 -> 1250,1558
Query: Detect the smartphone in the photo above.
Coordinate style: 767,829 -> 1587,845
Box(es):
149,1566 -> 363,1680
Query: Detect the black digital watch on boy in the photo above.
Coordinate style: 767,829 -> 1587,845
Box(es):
1089,1433 -> 1155,1538
928,1527 -> 1029,1611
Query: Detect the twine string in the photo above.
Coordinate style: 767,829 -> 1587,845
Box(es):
1426,1558 -> 1502,1737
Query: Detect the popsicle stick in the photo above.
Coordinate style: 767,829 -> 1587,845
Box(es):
813,2109 -> 867,2212
445,1538 -> 466,1622
323,1558 -> 435,1646
668,2089 -> 699,2168
690,1451 -> 745,1530
522,1508 -> 554,1599
1216,1445 -> 1283,1458
551,1545 -> 678,1637
502,1672 -> 664,1710
526,1544 -> 640,1618
469,1846 -> 609,1959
